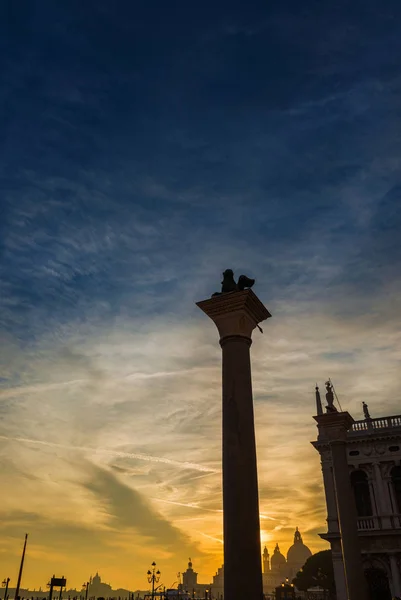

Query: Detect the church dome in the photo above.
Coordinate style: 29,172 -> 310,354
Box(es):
286,528 -> 312,567
271,543 -> 286,569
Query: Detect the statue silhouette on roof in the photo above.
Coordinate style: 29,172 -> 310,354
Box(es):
362,401 -> 371,420
325,381 -> 337,413
294,527 -> 302,543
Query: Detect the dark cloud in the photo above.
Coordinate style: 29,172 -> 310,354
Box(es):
83,464 -> 196,550
0,510 -> 103,552
0,462 -> 203,556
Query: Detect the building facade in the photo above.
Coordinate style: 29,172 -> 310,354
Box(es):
180,559 -> 214,598
182,559 -> 198,592
212,566 -> 224,599
312,392 -> 401,600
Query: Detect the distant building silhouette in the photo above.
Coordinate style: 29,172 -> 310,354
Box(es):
182,559 -> 197,591
179,531 -> 311,598
86,574 -> 112,598
286,528 -> 312,580
212,566 -> 224,598
262,547 -> 270,574
9,575 -> 148,600
262,529 -> 312,594
179,559 -> 214,598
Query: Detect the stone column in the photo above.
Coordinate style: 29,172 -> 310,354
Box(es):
382,466 -> 398,522
331,547 -> 347,600
320,450 -> 340,533
387,479 -> 399,524
370,462 -> 392,528
314,412 -> 368,600
197,289 -> 271,600
390,554 -> 401,597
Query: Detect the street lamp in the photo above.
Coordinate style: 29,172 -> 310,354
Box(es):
2,578 -> 10,600
278,580 -> 295,600
147,563 -> 161,600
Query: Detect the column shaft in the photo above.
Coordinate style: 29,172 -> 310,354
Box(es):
330,441 -> 368,600
321,460 -> 339,533
221,335 -> 263,600
390,554 -> 401,597
331,552 -> 347,600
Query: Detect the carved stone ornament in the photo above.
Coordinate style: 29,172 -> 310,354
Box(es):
359,463 -> 374,478
363,537 -> 401,552
362,555 -> 390,574
361,444 -> 374,457
380,461 -> 396,478
374,443 -> 387,455
196,288 -> 271,341
320,449 -> 332,464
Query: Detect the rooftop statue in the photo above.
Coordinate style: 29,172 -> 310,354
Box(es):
362,401 -> 371,420
325,381 -> 338,413
212,269 -> 255,297
294,527 -> 302,543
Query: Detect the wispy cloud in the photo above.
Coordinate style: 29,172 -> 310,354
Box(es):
0,435 -> 219,473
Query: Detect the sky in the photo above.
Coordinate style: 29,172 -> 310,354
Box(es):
1,0 -> 401,592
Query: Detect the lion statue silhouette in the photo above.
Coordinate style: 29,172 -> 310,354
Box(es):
212,269 -> 255,296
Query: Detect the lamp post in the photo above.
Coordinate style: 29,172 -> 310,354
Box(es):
15,534 -> 28,600
2,578 -> 10,600
82,582 -> 90,600
47,577 -> 53,600
279,580 -> 294,600
147,563 -> 160,600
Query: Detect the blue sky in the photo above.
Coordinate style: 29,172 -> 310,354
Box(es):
1,0 -> 401,591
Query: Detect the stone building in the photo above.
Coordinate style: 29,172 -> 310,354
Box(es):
286,528 -> 313,580
312,389 -> 401,600
78,573 -> 133,599
85,573 -> 112,598
182,559 -> 198,592
262,529 -> 312,595
180,559 -> 214,598
212,566 -> 224,599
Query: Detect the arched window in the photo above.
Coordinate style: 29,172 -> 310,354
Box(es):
391,466 -> 401,513
350,470 -> 373,516
364,567 -> 391,600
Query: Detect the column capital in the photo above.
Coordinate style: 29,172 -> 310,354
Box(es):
220,335 -> 253,348
314,411 -> 355,443
196,289 -> 271,341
